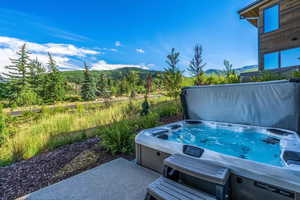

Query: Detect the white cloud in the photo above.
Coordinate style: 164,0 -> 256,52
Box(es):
91,60 -> 149,71
95,47 -> 118,52
46,43 -> 99,56
0,48 -> 15,74
136,48 -> 145,54
115,41 -> 121,47
0,36 -> 100,73
0,36 -> 99,57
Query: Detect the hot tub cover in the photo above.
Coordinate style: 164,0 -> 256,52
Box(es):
181,80 -> 300,133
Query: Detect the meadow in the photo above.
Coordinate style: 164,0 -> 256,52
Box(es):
0,96 -> 180,166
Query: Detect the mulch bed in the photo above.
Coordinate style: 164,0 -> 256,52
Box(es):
0,114 -> 182,200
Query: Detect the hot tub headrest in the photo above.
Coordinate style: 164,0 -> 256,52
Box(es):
181,80 -> 300,133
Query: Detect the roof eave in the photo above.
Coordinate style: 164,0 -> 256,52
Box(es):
238,0 -> 266,15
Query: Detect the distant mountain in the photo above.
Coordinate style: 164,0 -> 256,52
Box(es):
62,65 -> 258,84
205,65 -> 258,75
235,65 -> 258,73
61,67 -> 161,83
205,69 -> 223,75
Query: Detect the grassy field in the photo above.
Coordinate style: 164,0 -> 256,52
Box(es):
0,96 -> 180,166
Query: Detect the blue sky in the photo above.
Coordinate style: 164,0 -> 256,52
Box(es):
0,0 -> 257,73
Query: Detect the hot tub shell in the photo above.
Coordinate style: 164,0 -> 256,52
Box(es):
135,80 -> 300,199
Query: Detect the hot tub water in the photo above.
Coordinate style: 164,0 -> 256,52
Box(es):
169,123 -> 283,166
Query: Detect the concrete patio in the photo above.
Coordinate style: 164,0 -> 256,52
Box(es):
20,158 -> 159,200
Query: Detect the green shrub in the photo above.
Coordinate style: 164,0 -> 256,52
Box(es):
250,71 -> 285,82
98,119 -> 135,155
15,88 -> 41,106
123,99 -> 140,115
225,74 -> 240,84
154,102 -> 181,118
292,71 -> 300,78
99,112 -> 160,155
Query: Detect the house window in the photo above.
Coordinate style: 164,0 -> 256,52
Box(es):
264,52 -> 279,69
264,4 -> 279,33
281,47 -> 300,68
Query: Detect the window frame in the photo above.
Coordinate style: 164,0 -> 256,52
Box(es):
263,46 -> 300,70
264,51 -> 281,70
280,47 -> 300,68
263,3 -> 280,34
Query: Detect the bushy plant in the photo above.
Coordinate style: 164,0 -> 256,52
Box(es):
15,87 -> 41,106
98,112 -> 160,155
154,102 -> 181,118
292,71 -> 300,78
250,71 -> 285,82
140,96 -> 150,116
225,74 -> 240,84
200,74 -> 226,85
124,99 -> 140,115
98,119 -> 135,155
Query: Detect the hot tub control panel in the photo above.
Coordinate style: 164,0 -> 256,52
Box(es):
183,145 -> 204,158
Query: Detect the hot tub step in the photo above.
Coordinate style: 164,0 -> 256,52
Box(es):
164,154 -> 230,186
146,176 -> 216,200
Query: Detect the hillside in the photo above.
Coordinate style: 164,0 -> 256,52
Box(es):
205,65 -> 258,75
62,65 -> 258,84
62,67 -> 161,83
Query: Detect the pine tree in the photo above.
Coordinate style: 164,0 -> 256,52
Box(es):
3,44 -> 31,88
3,44 -> 32,102
163,48 -> 183,99
44,53 -> 66,102
188,45 -> 206,85
140,73 -> 152,116
145,73 -> 152,96
81,62 -> 96,101
0,81 -> 8,100
126,71 -> 138,98
96,73 -> 108,97
28,58 -> 46,96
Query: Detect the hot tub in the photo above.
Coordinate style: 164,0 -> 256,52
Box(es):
135,120 -> 300,198
136,80 -> 300,199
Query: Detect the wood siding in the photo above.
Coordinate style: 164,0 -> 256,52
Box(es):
258,0 -> 300,70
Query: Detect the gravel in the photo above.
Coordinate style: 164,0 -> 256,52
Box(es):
0,137 -> 123,200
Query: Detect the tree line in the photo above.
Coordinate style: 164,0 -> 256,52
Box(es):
0,43 -> 239,107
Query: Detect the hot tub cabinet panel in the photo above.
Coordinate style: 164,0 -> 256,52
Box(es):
231,174 -> 295,200
136,144 -> 170,173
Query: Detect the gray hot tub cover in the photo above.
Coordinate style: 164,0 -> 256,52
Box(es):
181,80 -> 300,133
